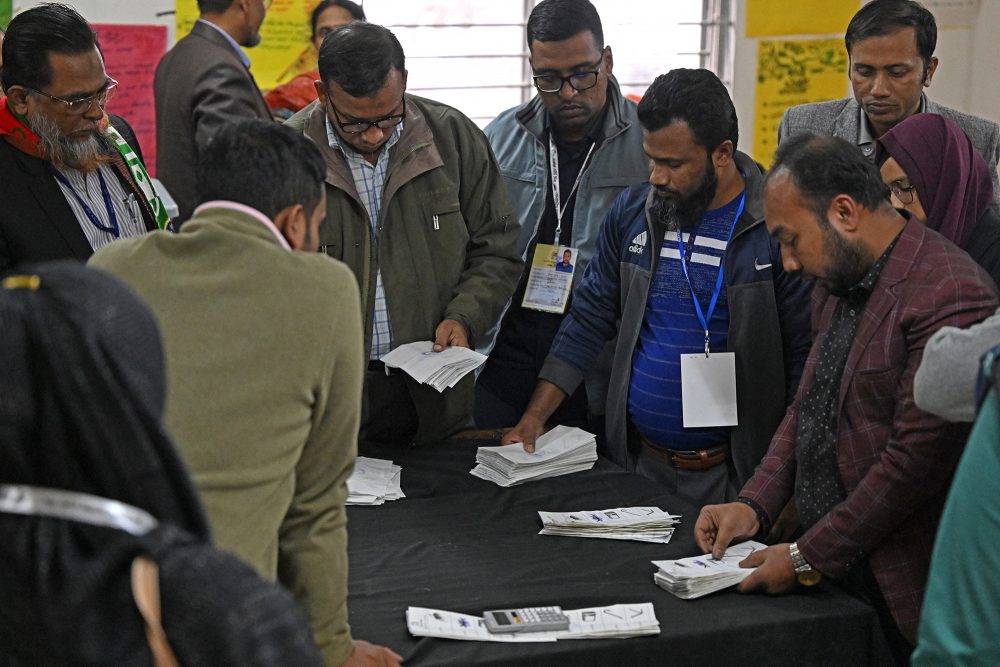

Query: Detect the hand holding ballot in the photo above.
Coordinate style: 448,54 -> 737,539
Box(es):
433,318 -> 469,352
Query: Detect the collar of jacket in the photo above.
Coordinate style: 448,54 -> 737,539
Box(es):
301,93 -> 443,208
513,75 -> 634,147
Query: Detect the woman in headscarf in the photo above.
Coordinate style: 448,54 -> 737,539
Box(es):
0,262 -> 323,666
877,112 -> 1000,286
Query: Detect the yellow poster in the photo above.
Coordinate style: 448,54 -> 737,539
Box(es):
753,38 -> 849,168
746,0 -> 859,37
175,0 -> 320,91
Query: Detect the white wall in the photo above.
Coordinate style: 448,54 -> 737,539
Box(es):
732,0 -> 1000,162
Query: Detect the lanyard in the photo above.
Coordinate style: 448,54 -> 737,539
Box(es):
51,166 -> 121,239
0,484 -> 159,536
675,190 -> 746,356
548,133 -> 596,245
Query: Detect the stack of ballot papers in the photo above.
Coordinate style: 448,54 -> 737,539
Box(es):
652,540 -> 765,599
470,425 -> 597,487
346,457 -> 404,505
538,507 -> 680,544
381,341 -> 487,393
406,603 -> 660,642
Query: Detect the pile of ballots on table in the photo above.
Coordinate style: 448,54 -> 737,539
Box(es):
346,457 -> 404,505
652,541 -> 765,599
406,603 -> 660,642
470,426 -> 597,487
538,507 -> 680,544
381,341 -> 487,392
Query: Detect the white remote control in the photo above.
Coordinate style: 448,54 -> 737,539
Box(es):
483,606 -> 570,634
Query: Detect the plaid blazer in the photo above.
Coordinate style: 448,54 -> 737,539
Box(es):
740,218 -> 998,644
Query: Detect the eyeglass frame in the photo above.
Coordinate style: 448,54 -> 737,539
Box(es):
887,179 -> 917,205
324,89 -> 407,135
24,77 -> 119,116
531,49 -> 607,94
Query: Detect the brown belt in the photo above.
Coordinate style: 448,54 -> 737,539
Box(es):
639,435 -> 727,471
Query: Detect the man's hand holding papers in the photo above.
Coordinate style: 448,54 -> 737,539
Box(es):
652,541 -> 766,599
381,341 -> 487,393
471,425 -> 597,486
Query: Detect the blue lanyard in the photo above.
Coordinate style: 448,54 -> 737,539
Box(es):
675,190 -> 746,356
50,167 -> 121,239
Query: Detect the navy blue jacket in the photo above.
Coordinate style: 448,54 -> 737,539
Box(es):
540,152 -> 813,485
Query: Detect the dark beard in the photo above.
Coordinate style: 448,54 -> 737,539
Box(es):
648,157 -> 718,231
816,219 -> 873,296
28,110 -> 112,172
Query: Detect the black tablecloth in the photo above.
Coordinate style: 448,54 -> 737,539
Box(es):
347,439 -> 891,666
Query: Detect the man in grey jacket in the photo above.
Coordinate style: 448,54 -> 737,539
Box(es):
778,0 -> 999,204
476,0 -> 648,430
155,0 -> 274,225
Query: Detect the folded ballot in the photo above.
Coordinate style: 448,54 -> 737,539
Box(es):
381,341 -> 487,393
652,540 -> 765,599
538,507 -> 680,544
406,603 -> 660,642
470,425 -> 597,487
346,457 -> 405,506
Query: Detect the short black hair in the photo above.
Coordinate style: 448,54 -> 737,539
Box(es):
1,3 -> 98,92
845,0 -> 937,69
319,22 -> 404,97
311,0 -> 365,37
767,133 -> 891,219
197,0 -> 236,13
197,119 -> 326,221
637,68 -> 739,152
527,0 -> 603,50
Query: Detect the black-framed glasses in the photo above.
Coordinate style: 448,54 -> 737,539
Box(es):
26,77 -> 118,116
887,179 -> 916,205
327,93 -> 406,135
532,50 -> 606,94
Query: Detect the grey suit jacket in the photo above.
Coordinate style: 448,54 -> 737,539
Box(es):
778,95 -> 1000,207
154,20 -> 272,225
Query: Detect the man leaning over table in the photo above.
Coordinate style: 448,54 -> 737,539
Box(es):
285,22 -> 522,447
504,69 -> 812,509
695,133 -> 997,663
91,119 -> 402,667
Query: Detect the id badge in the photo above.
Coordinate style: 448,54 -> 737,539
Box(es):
522,243 -> 576,314
680,352 -> 738,427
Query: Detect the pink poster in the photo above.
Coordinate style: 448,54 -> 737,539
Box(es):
93,24 -> 167,177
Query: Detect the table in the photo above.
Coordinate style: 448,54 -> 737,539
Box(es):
347,438 -> 892,666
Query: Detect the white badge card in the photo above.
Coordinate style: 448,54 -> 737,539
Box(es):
522,243 -> 577,314
680,352 -> 738,427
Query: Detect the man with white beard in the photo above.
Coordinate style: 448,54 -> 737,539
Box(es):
0,3 -> 167,272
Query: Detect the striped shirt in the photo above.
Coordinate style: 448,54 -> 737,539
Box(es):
52,162 -> 149,252
325,115 -> 402,360
628,193 -> 744,451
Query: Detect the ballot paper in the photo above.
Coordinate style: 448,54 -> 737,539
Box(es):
470,425 -> 597,487
652,540 -> 765,599
381,341 -> 487,392
538,507 -> 680,544
346,457 -> 404,506
406,603 -> 660,642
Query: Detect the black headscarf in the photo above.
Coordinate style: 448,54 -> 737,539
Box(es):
0,262 -> 322,666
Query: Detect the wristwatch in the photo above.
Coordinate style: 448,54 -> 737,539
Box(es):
789,542 -> 822,586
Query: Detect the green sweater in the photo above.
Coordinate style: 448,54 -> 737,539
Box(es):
91,205 -> 363,666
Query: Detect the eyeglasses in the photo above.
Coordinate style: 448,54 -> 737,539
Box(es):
532,51 -> 606,94
326,93 -> 406,135
26,77 -> 118,115
887,179 -> 916,205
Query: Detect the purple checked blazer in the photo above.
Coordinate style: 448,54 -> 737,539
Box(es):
740,217 -> 998,644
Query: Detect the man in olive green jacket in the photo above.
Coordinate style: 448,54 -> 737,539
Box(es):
286,22 -> 522,445
92,120 -> 402,667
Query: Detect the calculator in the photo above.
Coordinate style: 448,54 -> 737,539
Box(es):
483,606 -> 570,634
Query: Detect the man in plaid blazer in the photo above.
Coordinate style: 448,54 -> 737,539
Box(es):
694,134 -> 997,658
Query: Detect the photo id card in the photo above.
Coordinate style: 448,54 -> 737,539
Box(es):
680,352 -> 738,427
522,243 -> 577,314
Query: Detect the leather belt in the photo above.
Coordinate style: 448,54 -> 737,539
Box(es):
639,435 -> 727,471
